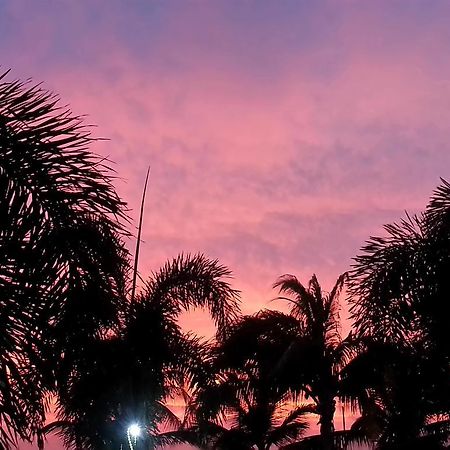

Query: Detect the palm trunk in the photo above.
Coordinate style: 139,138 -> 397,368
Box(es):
318,395 -> 336,450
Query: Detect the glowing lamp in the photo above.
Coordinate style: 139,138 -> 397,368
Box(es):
127,424 -> 141,438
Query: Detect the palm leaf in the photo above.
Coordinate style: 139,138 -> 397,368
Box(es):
279,430 -> 370,450
1,71 -> 129,447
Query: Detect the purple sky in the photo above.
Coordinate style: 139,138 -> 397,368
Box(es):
4,1 -> 450,448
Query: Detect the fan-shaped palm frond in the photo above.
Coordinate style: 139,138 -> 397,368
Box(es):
274,273 -> 347,348
274,275 -> 316,333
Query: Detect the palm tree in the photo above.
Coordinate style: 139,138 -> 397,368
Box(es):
348,179 -> 450,448
43,253 -> 240,450
349,178 -> 450,354
340,341 -> 450,449
0,71 -> 128,447
272,273 -> 353,449
187,311 -> 314,450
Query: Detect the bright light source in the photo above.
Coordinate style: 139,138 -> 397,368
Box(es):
127,424 -> 141,438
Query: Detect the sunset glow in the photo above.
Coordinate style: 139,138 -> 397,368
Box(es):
3,3 -> 450,327
2,1 -> 450,449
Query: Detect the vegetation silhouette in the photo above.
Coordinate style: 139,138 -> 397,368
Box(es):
42,254 -> 240,449
0,71 -> 128,448
184,310 -> 315,450
347,179 -> 450,449
349,180 -> 450,355
340,341 -> 449,449
271,273 -> 357,450
1,71 -> 449,450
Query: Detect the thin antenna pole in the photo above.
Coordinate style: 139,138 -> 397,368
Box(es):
131,166 -> 150,302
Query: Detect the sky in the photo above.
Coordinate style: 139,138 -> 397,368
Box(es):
3,0 -> 450,448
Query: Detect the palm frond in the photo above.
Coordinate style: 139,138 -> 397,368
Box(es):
131,166 -> 150,302
279,430 -> 371,450
1,71 -> 129,448
424,177 -> 450,233
141,253 -> 241,337
268,403 -> 316,447
154,401 -> 182,431
274,275 -> 316,329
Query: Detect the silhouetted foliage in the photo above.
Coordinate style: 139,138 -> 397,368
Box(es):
186,311 -> 313,450
349,179 -> 450,354
280,430 -> 369,450
3,69 -> 449,450
340,341 -> 449,449
51,254 -> 240,450
348,179 -> 450,448
272,273 -> 356,450
0,71 -> 128,448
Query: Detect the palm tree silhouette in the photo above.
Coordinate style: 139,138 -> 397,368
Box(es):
0,71 -> 128,448
272,273 -> 354,449
186,310 -> 314,450
349,178 -> 450,354
340,341 -> 449,449
44,254 -> 240,450
349,179 -> 450,448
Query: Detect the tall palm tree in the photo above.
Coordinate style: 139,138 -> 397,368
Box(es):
187,311 -> 313,450
45,253 -> 240,450
271,273 -> 354,449
0,71 -> 128,447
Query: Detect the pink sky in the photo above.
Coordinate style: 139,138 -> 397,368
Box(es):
4,1 -> 450,448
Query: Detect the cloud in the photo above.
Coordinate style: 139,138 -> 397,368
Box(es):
4,2 -> 450,445
3,0 -> 448,297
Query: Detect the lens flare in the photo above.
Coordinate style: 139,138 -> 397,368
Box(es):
127,424 -> 141,438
